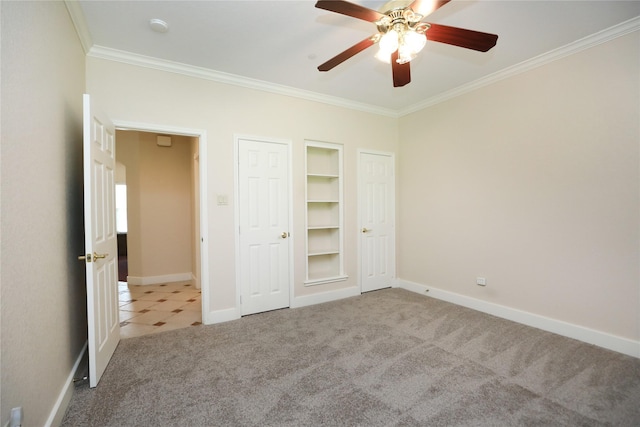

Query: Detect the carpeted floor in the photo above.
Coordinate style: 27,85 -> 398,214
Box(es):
62,288 -> 640,426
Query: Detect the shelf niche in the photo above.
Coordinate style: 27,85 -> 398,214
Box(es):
305,141 -> 347,286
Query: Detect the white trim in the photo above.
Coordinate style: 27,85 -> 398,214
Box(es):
304,275 -> 349,287
191,272 -> 200,290
114,121 -> 206,138
397,279 -> 640,359
64,0 -> 92,54
88,45 -> 397,118
292,286 -> 361,309
399,16 -> 640,116
44,342 -> 88,427
111,120 -> 210,324
204,307 -> 240,325
126,272 -> 192,286
234,134 -> 294,316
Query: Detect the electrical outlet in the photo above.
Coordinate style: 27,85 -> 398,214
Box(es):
476,277 -> 487,286
10,407 -> 23,427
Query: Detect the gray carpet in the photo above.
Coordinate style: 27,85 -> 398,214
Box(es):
62,288 -> 640,426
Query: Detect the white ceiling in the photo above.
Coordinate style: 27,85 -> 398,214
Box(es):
77,0 -> 640,114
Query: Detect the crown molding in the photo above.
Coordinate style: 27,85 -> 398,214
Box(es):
75,6 -> 638,119
398,15 -> 640,117
64,0 -> 92,54
87,46 -> 399,118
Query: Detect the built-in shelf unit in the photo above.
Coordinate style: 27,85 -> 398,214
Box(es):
305,141 -> 347,285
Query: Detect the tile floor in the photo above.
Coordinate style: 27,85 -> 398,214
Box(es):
119,281 -> 202,339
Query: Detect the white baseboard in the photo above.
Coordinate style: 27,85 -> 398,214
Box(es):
202,287 -> 361,325
45,342 -> 87,427
397,279 -> 640,359
203,307 -> 240,325
292,286 -> 360,309
192,273 -> 201,290
127,272 -> 192,286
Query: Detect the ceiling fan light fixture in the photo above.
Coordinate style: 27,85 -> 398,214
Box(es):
403,8 -> 423,24
403,30 -> 426,54
377,26 -> 425,64
397,44 -> 416,64
375,49 -> 392,64
379,29 -> 399,55
314,0 -> 498,87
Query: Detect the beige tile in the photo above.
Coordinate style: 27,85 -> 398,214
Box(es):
181,291 -> 201,299
180,301 -> 202,312
120,323 -> 158,339
135,292 -> 171,302
120,310 -> 140,322
120,299 -> 160,312
151,299 -> 190,312
118,281 -> 201,338
127,309 -> 174,326
142,284 -> 174,292
163,292 -> 199,302
169,309 -> 202,325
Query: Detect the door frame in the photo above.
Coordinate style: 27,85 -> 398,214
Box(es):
113,120 -> 210,323
357,149 -> 397,292
234,134 -> 294,317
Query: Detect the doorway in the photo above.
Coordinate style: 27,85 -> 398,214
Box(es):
116,129 -> 205,338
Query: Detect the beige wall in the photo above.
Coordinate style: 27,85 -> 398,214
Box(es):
0,1 -> 87,425
190,137 -> 201,288
116,131 -> 193,280
398,32 -> 640,341
116,131 -> 143,280
86,58 -> 399,312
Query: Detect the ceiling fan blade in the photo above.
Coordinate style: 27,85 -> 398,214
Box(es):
409,0 -> 451,17
318,36 -> 376,72
426,23 -> 498,52
315,0 -> 385,23
391,51 -> 411,87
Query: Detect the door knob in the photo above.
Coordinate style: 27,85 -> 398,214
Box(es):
78,254 -> 92,262
78,252 -> 108,263
362,228 -> 371,233
281,232 -> 289,239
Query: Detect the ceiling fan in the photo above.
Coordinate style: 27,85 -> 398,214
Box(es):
315,0 -> 498,87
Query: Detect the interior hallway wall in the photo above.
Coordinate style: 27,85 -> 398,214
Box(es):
0,1 -> 87,425
397,31 -> 640,343
190,137 -> 201,289
116,131 -> 193,282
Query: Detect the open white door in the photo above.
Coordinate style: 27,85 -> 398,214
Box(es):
81,94 -> 120,387
359,151 -> 396,292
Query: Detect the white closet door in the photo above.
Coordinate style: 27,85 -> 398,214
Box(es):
238,138 -> 291,315
360,151 -> 396,292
